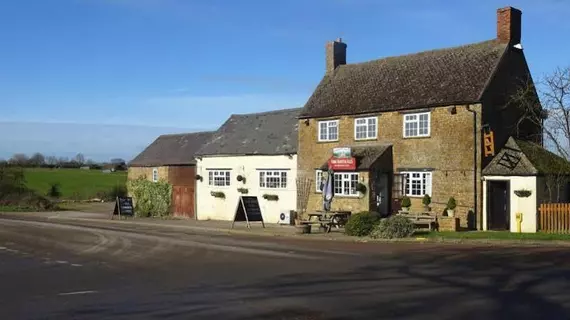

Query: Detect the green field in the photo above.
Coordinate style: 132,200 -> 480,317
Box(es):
23,168 -> 127,200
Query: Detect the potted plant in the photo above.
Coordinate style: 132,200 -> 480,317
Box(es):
401,196 -> 411,212
236,175 -> 246,183
293,211 -> 311,234
422,194 -> 431,212
446,197 -> 456,217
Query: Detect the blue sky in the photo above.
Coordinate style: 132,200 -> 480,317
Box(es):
1,0 -> 569,161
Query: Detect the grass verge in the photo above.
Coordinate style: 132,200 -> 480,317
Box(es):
417,231 -> 570,241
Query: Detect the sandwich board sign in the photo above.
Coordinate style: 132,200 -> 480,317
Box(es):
111,196 -> 135,219
231,196 -> 265,228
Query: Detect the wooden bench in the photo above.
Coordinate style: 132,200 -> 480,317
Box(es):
397,212 -> 438,231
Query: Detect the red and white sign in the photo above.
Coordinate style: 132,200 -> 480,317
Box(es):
328,157 -> 356,171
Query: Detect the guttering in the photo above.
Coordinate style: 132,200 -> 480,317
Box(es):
466,105 -> 479,230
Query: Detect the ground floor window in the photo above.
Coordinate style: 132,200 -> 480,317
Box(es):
259,170 -> 287,189
208,170 -> 231,186
401,171 -> 432,197
316,170 -> 359,196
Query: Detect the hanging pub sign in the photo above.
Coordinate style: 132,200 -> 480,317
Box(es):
332,147 -> 352,158
329,147 -> 356,170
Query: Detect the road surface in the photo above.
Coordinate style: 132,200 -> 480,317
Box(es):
1,215 -> 570,319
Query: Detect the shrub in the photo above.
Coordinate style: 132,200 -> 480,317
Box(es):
447,197 -> 457,210
344,211 -> 380,237
47,183 -> 62,199
127,177 -> 172,217
371,215 -> 415,239
401,196 -> 411,208
109,184 -> 128,199
422,194 -> 431,206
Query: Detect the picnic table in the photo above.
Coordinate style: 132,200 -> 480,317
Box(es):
304,210 -> 352,233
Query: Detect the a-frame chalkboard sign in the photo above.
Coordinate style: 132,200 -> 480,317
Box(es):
111,196 -> 135,219
231,196 -> 265,229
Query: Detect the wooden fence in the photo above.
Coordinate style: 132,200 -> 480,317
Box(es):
539,203 -> 570,233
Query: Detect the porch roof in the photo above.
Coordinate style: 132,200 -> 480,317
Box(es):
483,137 -> 570,176
319,144 -> 392,171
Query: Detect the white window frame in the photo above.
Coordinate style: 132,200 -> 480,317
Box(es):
318,120 -> 339,142
315,170 -> 359,197
403,112 -> 430,138
354,116 -> 377,140
401,171 -> 432,197
152,168 -> 158,182
259,170 -> 288,189
207,170 -> 231,187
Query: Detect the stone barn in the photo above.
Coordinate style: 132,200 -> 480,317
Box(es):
128,131 -> 214,218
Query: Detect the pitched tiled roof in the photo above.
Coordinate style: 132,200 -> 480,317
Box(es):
300,39 -> 508,119
196,108 -> 301,156
483,137 -> 570,176
129,131 -> 215,167
319,145 -> 392,170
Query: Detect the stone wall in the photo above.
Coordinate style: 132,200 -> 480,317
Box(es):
298,104 -> 483,228
127,166 -> 170,183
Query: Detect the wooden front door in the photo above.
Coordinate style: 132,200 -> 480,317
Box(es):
172,185 -> 195,218
370,170 -> 390,216
487,180 -> 510,230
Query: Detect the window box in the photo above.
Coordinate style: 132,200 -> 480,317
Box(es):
210,191 -> 225,199
263,194 -> 279,201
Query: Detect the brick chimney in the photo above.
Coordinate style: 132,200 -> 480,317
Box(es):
497,6 -> 522,44
326,38 -> 347,73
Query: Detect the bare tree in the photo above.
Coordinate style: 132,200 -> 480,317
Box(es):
512,66 -> 570,158
9,153 -> 28,167
46,156 -> 58,166
74,153 -> 85,165
511,66 -> 570,202
29,152 -> 45,167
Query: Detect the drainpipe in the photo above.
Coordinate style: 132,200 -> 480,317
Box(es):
466,105 -> 478,230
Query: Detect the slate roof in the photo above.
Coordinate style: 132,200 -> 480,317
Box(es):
483,137 -> 570,176
319,145 -> 392,170
129,131 -> 215,167
300,39 -> 509,119
196,108 -> 302,156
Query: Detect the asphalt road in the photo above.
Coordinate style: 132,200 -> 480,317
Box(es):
1,216 -> 570,320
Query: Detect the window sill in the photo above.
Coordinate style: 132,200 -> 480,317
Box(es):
317,140 -> 339,144
314,192 -> 361,199
354,137 -> 378,141
403,135 -> 431,139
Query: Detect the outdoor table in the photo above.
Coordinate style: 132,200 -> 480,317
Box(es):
307,211 -> 352,233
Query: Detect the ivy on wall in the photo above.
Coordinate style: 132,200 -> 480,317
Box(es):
126,177 -> 172,217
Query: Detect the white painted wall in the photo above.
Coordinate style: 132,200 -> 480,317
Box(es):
482,176 -> 537,233
195,155 -> 297,224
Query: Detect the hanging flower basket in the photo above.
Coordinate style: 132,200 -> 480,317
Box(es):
514,189 -> 532,198
236,175 -> 246,183
210,191 -> 225,199
355,182 -> 367,194
263,194 -> 279,201
195,174 -> 203,181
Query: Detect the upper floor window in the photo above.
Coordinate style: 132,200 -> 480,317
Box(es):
259,170 -> 287,189
401,171 -> 432,197
354,116 -> 377,140
403,112 -> 430,138
208,170 -> 231,187
318,120 -> 339,142
152,168 -> 159,182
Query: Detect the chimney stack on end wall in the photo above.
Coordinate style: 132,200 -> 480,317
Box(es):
497,6 -> 522,44
326,38 -> 347,73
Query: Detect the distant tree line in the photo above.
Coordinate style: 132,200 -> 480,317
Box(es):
0,153 -> 127,171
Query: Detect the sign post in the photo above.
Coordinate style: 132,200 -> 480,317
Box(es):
231,196 -> 265,229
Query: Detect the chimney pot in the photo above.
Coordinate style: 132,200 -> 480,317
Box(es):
326,38 -> 347,73
497,6 -> 522,44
